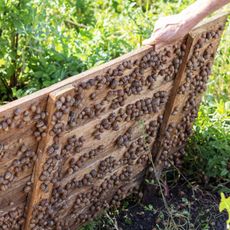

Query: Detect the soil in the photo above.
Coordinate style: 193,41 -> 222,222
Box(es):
115,181 -> 228,230
88,178 -> 229,230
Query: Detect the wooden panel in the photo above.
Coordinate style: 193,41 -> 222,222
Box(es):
24,40 -> 186,229
153,13 -> 228,173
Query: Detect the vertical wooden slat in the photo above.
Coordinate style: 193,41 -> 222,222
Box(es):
151,34 -> 195,175
24,85 -> 75,230
151,13 -> 229,177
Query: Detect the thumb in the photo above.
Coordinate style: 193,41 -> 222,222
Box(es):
143,33 -> 159,45
143,37 -> 156,46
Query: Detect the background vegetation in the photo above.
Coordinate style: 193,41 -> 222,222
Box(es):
0,0 -> 229,186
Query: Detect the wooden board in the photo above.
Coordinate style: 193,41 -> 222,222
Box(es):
152,13 -> 228,175
0,13 -> 228,230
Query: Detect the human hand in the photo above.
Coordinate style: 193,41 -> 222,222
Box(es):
143,14 -> 192,49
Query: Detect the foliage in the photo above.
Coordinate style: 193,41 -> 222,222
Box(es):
184,19 -> 230,184
0,0 -> 193,103
219,193 -> 230,229
185,105 -> 230,180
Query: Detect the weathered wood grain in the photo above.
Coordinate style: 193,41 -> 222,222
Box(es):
152,12 -> 228,175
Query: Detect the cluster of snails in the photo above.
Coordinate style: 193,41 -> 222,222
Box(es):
56,143 -> 148,228
67,171 -> 134,226
110,185 -> 127,208
73,144 -> 105,169
146,119 -> 161,137
64,156 -> 118,190
188,64 -> 211,95
119,166 -> 133,182
69,206 -> 104,228
50,95 -> 75,136
72,192 -> 92,210
0,144 -> 36,191
174,28 -> 220,146
39,149 -> 60,193
38,130 -> 59,193
34,164 -> 135,228
157,27 -> 225,168
67,183 -> 104,213
41,90 -> 169,226
159,122 -> 180,167
124,91 -> 168,119
68,59 -> 137,128
181,59 -> 212,100
183,95 -> 197,112
121,136 -> 149,166
89,201 -> 109,216
0,104 -> 47,138
30,199 -> 57,229
178,27 -> 221,96
0,206 -> 24,230
163,64 -> 178,82
23,181 -> 33,193
116,127 -> 133,147
109,90 -> 126,110
97,156 -> 118,178
0,108 -> 23,132
61,135 -> 85,159
76,103 -> 106,123
31,105 -> 48,141
159,93 -> 199,167
107,48 -> 183,109
136,152 -> 150,165
110,183 -> 141,208
194,25 -> 224,51
171,148 -> 186,167
64,145 -> 104,176
92,91 -> 168,140
70,185 -> 133,227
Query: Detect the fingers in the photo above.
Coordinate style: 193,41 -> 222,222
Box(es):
143,29 -> 164,46
143,38 -> 168,50
143,14 -> 187,49
143,29 -> 162,45
143,37 -> 167,50
154,16 -> 170,31
154,15 -> 180,31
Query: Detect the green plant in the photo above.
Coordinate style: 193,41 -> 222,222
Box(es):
184,104 -> 230,183
184,18 -> 230,187
144,204 -> 155,212
219,193 -> 230,229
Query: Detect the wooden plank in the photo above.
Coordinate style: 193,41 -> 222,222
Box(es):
0,46 -> 152,114
192,11 -> 229,36
152,13 -> 228,174
151,35 -> 195,170
0,176 -> 30,211
67,173 -> 144,229
3,39 -> 181,230
24,85 -> 75,230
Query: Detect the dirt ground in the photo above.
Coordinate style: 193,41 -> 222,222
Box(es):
88,178 -> 229,230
